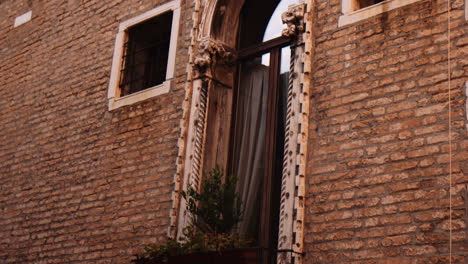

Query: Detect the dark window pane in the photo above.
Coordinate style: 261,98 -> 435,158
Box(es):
359,0 -> 385,9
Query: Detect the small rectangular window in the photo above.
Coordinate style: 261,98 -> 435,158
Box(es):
120,12 -> 173,96
107,1 -> 180,110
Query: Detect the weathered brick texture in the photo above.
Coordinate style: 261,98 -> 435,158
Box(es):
0,0 -> 192,263
306,0 -> 467,263
1,0 -> 467,263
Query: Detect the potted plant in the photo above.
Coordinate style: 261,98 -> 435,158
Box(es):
132,166 -> 261,264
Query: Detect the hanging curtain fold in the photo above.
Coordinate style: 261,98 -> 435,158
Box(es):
232,59 -> 270,241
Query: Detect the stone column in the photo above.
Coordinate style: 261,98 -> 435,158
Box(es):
277,3 -> 308,264
176,37 -> 235,237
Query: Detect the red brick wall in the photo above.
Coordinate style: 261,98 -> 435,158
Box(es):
305,0 -> 467,263
1,0 -> 467,263
0,0 -> 192,263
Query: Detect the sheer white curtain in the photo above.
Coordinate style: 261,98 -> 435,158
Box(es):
232,60 -> 269,240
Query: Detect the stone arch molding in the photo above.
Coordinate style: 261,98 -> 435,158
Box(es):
170,1 -> 312,263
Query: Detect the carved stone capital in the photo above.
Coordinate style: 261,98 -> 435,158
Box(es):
281,4 -> 306,38
193,37 -> 235,77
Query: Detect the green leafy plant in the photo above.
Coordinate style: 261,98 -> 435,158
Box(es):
132,166 -> 248,264
132,238 -> 188,264
180,165 -> 242,234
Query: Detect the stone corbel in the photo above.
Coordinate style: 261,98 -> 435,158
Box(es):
193,37 -> 236,78
281,3 -> 306,42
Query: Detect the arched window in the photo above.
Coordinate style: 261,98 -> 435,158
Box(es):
173,0 -> 308,263
230,1 -> 299,262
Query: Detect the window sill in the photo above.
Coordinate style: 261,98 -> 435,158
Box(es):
108,80 -> 171,111
338,0 -> 422,27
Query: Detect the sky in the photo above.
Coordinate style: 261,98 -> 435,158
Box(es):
261,0 -> 301,73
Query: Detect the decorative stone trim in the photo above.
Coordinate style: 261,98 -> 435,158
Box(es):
281,4 -> 306,38
173,78 -> 209,237
193,37 -> 235,77
173,39 -> 237,239
173,38 -> 237,237
293,2 -> 312,263
277,2 -> 310,264
169,0 -> 203,238
173,27 -> 238,239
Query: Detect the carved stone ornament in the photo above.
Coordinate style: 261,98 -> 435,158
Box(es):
193,37 -> 235,76
281,3 -> 306,38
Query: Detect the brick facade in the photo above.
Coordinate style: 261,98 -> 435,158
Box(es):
0,0 -> 466,264
305,0 -> 467,263
1,0 -> 192,263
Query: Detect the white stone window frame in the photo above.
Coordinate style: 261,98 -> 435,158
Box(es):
107,0 -> 181,111
339,0 -> 422,27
